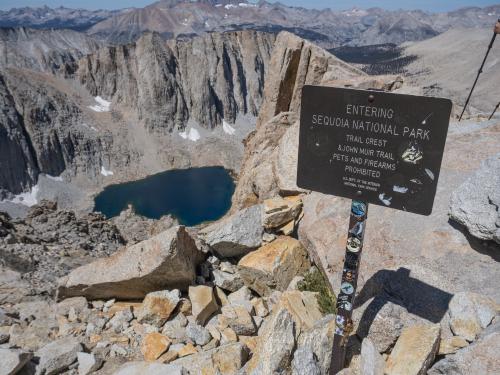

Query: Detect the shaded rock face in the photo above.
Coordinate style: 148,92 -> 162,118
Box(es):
77,30 -> 275,132
58,226 -> 203,300
449,154 -> 500,244
0,74 -> 38,194
0,68 -> 112,195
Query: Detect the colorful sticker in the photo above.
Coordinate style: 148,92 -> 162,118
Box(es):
351,201 -> 367,218
349,221 -> 364,237
347,236 -> 361,252
341,282 -> 354,295
337,300 -> 353,311
343,269 -> 355,283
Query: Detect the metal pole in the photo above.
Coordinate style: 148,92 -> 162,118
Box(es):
459,19 -> 499,121
488,101 -> 500,120
329,200 -> 369,374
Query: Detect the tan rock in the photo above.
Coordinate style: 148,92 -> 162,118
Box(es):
221,305 -> 256,336
107,302 -> 142,318
239,336 -> 258,353
207,325 -> 222,342
177,298 -> 192,316
277,219 -> 295,236
157,350 -> 179,364
212,342 -> 250,375
137,290 -> 181,326
438,336 -> 469,355
58,226 -> 203,300
220,328 -> 238,344
141,333 -> 171,362
385,324 -> 441,375
177,342 -> 197,357
251,298 -> 269,317
274,290 -> 323,334
214,287 -> 229,307
263,196 -> 303,229
238,236 -> 311,296
189,286 -> 219,326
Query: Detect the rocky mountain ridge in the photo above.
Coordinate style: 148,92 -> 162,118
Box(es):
0,6 -> 123,31
0,27 -> 102,74
1,2 -> 499,48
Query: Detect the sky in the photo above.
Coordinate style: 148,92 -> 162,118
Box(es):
0,0 -> 498,13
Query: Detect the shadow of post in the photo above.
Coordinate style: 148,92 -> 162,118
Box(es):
351,267 -> 454,354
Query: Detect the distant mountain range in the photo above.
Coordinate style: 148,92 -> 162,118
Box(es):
1,1 -> 499,47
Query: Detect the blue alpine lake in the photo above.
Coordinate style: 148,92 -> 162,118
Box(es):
93,167 -> 235,226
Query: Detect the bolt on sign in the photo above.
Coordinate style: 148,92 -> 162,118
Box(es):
296,86 -> 452,374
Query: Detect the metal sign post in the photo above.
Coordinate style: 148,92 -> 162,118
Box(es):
459,19 -> 500,121
329,200 -> 368,374
296,86 -> 452,373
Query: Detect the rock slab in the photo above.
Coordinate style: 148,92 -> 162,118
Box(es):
385,324 -> 441,375
58,226 -> 202,300
238,236 -> 310,296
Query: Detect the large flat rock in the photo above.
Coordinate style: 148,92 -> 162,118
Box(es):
58,226 -> 203,300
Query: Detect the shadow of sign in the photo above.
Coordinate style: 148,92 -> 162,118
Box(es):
354,267 -> 453,340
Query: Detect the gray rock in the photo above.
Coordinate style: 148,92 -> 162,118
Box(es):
296,315 -> 336,373
111,361 -> 186,375
428,323 -> 500,374
228,286 -> 254,313
449,154 -> 500,244
199,205 -> 263,258
56,297 -> 89,317
0,348 -> 33,375
162,314 -> 188,344
221,305 -> 256,336
107,307 -> 134,333
360,338 -> 385,375
36,336 -> 83,375
212,270 -> 244,293
58,226 -> 203,299
186,323 -> 212,346
0,332 -> 9,344
77,352 -> 102,375
291,347 -> 321,375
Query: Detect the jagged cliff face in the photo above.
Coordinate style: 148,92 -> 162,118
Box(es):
0,68 -> 113,195
231,32 -> 407,209
77,30 -> 275,132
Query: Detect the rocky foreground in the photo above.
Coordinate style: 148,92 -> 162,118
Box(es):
1,187 -> 499,375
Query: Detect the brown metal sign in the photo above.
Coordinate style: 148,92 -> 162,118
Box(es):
297,86 -> 452,215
